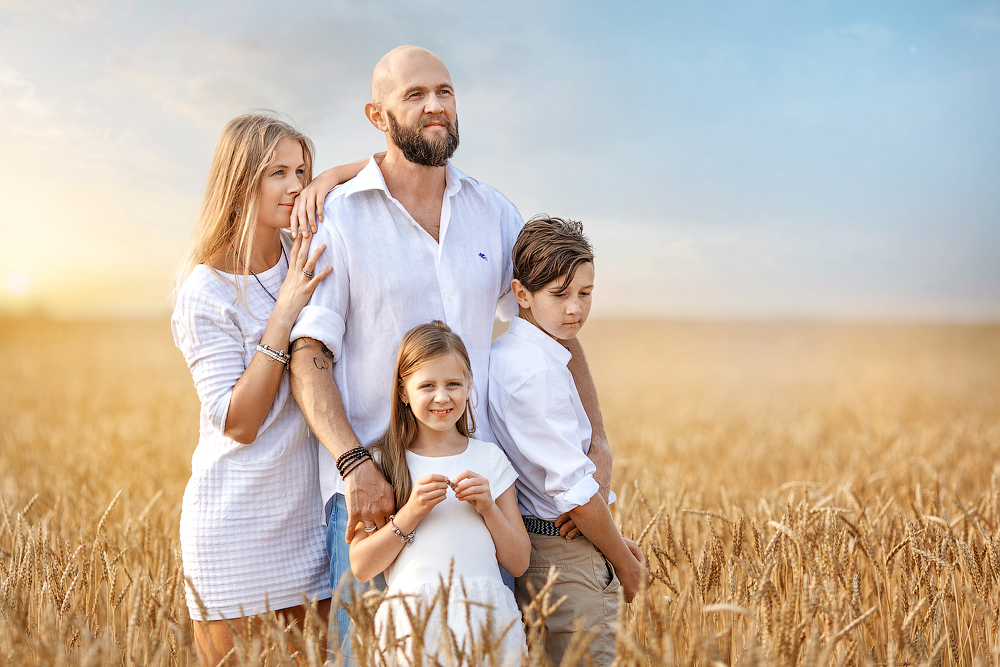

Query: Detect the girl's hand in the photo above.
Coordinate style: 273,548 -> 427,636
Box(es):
273,233 -> 332,320
407,473 -> 449,519
453,470 -> 495,516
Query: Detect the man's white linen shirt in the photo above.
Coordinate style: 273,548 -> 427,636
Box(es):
290,157 -> 523,505
488,316 -> 614,521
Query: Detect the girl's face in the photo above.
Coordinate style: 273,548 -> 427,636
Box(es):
400,352 -> 470,435
256,135 -> 306,231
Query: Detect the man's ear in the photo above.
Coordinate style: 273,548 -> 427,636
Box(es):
511,279 -> 531,309
365,102 -> 388,132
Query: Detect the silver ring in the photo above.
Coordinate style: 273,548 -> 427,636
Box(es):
302,268 -> 314,279
364,524 -> 377,534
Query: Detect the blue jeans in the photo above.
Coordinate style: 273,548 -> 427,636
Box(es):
326,493 -> 385,661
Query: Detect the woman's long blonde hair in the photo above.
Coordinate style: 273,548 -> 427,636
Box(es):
175,112 -> 314,303
369,321 -> 478,510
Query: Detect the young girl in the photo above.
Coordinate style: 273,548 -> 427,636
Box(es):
349,321 -> 530,663
171,112 -> 369,666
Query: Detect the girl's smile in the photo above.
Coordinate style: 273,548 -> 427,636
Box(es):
401,352 -> 470,435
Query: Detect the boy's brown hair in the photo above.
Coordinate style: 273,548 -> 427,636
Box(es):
512,215 -> 594,293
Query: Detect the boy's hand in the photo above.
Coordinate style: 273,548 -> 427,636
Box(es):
624,537 -> 645,566
617,548 -> 646,603
453,470 -> 494,516
407,474 -> 449,519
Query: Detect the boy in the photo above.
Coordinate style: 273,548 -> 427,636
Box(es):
488,216 -> 645,666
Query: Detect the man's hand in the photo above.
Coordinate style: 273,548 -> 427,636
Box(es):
343,460 -> 396,543
555,512 -> 581,539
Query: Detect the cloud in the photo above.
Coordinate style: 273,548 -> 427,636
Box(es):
0,66 -> 52,117
955,6 -> 1000,34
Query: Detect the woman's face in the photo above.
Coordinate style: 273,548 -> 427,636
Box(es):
256,136 -> 306,230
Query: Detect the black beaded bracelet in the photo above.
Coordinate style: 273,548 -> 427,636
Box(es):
336,447 -> 373,478
340,455 -> 372,480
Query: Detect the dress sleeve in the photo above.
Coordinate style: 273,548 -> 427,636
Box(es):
500,370 -> 599,514
483,441 -> 518,499
290,215 -> 349,360
171,284 -> 246,435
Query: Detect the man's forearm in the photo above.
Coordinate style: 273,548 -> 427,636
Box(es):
289,337 -> 361,458
564,337 -> 612,497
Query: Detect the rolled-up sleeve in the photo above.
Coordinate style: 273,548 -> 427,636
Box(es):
503,370 -> 600,514
171,291 -> 244,434
290,221 -> 349,359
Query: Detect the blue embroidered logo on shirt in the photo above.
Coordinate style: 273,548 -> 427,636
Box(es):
478,253 -> 488,261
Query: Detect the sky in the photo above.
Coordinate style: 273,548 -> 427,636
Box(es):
1,0 -> 998,320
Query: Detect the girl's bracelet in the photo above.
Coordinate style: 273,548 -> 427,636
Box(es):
256,343 -> 290,369
389,515 -> 414,547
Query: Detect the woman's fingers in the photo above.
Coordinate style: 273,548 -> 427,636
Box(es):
303,244 -> 327,275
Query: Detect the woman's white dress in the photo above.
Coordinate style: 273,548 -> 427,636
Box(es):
377,438 -> 526,664
171,238 -> 329,620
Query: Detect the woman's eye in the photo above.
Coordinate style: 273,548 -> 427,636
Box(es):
272,169 -> 284,176
296,168 -> 305,175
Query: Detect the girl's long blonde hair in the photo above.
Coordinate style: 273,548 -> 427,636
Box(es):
174,112 -> 314,304
369,321 -> 477,510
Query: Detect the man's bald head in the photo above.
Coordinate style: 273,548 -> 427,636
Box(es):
371,45 -> 451,105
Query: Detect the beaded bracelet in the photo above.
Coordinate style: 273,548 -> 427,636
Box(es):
389,515 -> 414,547
340,455 -> 372,480
256,343 -> 290,369
336,446 -> 374,478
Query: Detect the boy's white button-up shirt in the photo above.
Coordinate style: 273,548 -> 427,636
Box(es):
290,157 -> 524,505
488,316 -> 613,520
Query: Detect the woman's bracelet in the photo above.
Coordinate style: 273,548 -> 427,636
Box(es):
256,343 -> 290,369
389,515 -> 414,547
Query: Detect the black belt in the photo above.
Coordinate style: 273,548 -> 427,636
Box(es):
523,516 -> 561,537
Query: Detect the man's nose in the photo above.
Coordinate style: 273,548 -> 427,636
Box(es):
425,92 -> 445,114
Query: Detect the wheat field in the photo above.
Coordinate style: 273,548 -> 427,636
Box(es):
2,318 -> 999,666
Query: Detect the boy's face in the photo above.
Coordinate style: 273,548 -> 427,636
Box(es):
514,262 -> 595,341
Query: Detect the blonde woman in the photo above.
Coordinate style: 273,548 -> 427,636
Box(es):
171,113 -> 367,665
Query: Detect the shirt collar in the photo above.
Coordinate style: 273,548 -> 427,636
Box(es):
339,156 -> 471,199
509,316 -> 573,367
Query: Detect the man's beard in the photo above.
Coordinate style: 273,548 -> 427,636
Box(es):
386,111 -> 460,167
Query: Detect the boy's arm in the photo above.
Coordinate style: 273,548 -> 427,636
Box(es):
567,494 -> 645,603
563,337 -> 612,501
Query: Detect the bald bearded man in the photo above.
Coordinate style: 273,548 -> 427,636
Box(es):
288,45 -> 613,654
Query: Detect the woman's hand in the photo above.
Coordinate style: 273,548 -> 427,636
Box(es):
453,470 -> 495,516
291,153 -> 386,238
406,473 -> 449,520
291,170 -> 340,238
272,233 -> 332,323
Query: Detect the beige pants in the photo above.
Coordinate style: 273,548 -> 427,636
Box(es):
515,532 -> 620,666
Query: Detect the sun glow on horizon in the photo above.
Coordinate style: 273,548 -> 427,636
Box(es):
6,273 -> 31,297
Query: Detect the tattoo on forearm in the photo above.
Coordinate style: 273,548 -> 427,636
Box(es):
291,340 -> 312,353
313,356 -> 330,370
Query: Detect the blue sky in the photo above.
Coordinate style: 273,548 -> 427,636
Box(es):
1,0 -> 998,319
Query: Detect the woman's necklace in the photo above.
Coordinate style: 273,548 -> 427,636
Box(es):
234,244 -> 288,302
